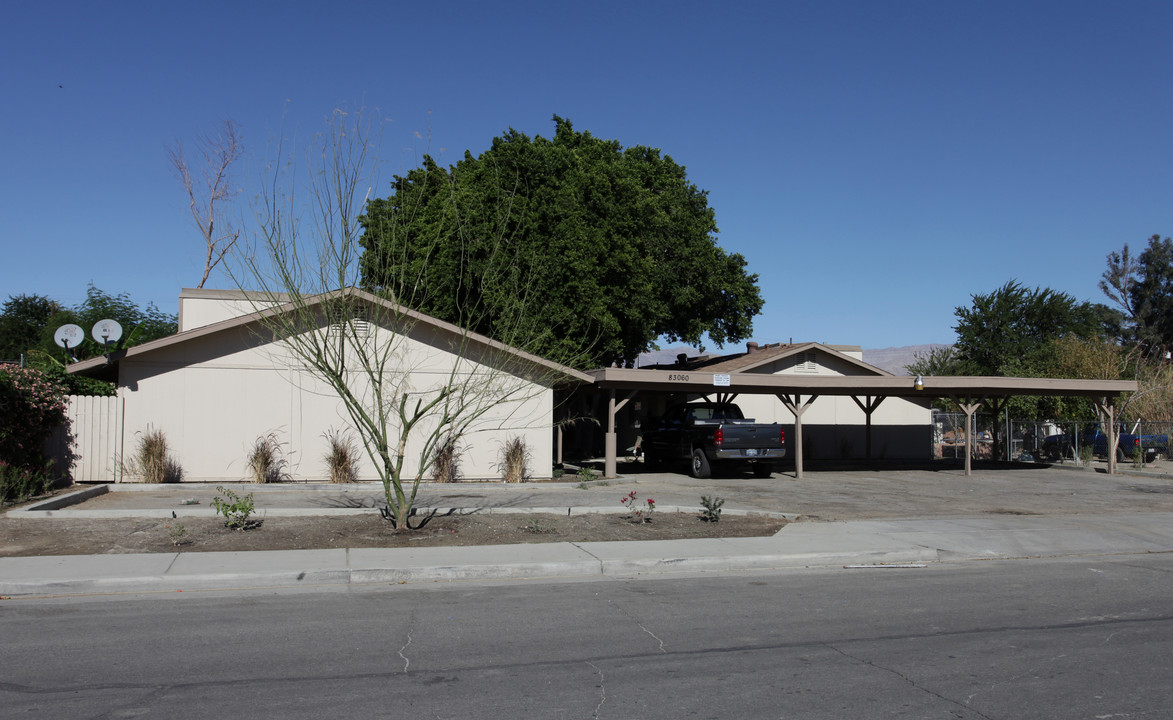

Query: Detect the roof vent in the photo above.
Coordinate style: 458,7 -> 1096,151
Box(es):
746,342 -> 759,354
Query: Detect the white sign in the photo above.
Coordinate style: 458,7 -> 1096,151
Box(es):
713,373 -> 731,387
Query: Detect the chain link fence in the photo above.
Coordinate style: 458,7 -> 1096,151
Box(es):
933,411 -> 1172,464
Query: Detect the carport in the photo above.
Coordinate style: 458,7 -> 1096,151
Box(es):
587,368 -> 1138,478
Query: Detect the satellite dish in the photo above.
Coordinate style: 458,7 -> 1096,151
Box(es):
54,324 -> 85,349
92,319 -> 123,345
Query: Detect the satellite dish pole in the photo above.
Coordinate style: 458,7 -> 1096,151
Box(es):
53,324 -> 85,363
92,319 -> 123,354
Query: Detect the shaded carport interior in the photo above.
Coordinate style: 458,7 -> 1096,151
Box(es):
581,368 -> 1138,478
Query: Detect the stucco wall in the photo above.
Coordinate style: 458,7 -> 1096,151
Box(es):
118,314 -> 556,482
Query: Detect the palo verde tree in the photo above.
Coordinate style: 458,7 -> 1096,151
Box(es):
232,108 -> 581,529
358,116 -> 763,368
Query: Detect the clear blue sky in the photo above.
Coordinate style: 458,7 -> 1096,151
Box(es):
2,0 -> 1170,351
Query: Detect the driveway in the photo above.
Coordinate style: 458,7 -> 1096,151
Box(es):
613,461 -> 1173,522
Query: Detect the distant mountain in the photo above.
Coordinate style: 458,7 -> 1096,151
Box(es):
863,344 -> 952,376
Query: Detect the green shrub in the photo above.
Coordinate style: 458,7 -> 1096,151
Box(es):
1078,445 -> 1095,469
700,494 -> 725,522
211,486 -> 256,530
576,466 -> 597,483
0,460 -> 55,504
0,365 -> 67,471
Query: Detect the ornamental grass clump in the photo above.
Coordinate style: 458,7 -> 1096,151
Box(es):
246,432 -> 288,483
323,428 -> 359,483
123,426 -> 183,483
431,432 -> 462,483
498,436 -> 531,483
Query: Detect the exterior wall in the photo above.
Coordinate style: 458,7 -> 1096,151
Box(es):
178,288 -> 282,332
727,353 -> 931,459
116,316 -> 555,482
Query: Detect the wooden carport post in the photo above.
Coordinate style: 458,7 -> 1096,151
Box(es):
1095,396 -> 1118,475
604,389 -> 637,478
951,396 -> 982,477
850,395 -> 885,466
778,393 -> 818,479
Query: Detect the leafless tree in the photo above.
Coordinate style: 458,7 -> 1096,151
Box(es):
168,119 -> 243,288
230,108 -> 582,529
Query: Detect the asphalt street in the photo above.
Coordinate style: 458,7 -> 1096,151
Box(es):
4,555 -> 1172,719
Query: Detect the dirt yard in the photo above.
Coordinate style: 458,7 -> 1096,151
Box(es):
0,510 -> 785,557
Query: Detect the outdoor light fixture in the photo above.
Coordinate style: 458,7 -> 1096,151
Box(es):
914,375 -> 925,390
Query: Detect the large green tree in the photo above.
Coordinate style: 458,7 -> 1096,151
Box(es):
1101,234 -> 1173,351
0,295 -> 62,361
358,116 -> 763,368
952,280 -> 1108,420
953,281 -> 1104,377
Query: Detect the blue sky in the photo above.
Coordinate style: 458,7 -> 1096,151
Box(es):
2,0 -> 1170,351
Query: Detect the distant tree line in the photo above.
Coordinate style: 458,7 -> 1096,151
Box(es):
908,234 -> 1173,422
0,285 -> 177,395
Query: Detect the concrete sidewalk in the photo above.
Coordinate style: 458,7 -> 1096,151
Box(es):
5,512 -> 1173,598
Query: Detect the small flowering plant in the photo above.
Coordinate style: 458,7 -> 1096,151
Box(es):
621,490 -> 656,523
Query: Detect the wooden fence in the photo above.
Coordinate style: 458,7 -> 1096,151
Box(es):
46,395 -> 124,483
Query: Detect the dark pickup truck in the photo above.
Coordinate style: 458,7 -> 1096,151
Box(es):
1041,423 -> 1168,463
642,402 -> 786,478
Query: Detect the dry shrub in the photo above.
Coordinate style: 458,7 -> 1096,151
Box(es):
247,432 -> 288,483
431,432 -> 462,483
323,427 -> 360,483
497,436 -> 531,483
122,426 -> 183,483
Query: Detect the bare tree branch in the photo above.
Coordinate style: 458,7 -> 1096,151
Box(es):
168,119 -> 243,288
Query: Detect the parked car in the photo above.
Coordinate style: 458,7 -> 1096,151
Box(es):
1041,423 -> 1168,463
642,402 -> 786,478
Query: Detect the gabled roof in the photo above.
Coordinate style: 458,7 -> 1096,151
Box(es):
690,342 -> 893,376
68,287 -> 594,385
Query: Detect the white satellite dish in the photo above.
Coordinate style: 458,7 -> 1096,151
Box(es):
54,324 -> 85,350
92,319 -> 123,345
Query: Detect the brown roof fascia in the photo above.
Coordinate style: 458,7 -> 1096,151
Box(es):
697,342 -> 893,376
587,367 -> 1137,398
69,287 -> 593,385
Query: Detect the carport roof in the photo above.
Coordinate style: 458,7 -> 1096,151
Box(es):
588,367 -> 1138,398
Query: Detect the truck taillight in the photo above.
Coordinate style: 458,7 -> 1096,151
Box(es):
780,428 -> 786,446
1134,438 -> 1141,447
714,428 -> 724,447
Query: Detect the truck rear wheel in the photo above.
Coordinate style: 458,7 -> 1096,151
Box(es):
690,448 -> 712,479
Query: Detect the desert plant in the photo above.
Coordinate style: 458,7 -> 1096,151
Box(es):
498,436 -> 531,483
1079,445 -> 1095,469
323,427 -> 360,483
168,524 -> 189,546
246,432 -> 288,483
122,426 -> 182,483
0,460 -> 55,504
211,486 -> 256,530
431,432 -> 462,483
1133,446 -> 1145,468
576,466 -> 598,483
699,494 -> 725,522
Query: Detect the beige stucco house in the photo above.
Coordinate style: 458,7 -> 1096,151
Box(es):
69,288 -> 592,482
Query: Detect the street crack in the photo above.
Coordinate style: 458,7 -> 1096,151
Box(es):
826,643 -> 994,720
586,661 -> 606,719
399,628 -> 413,673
